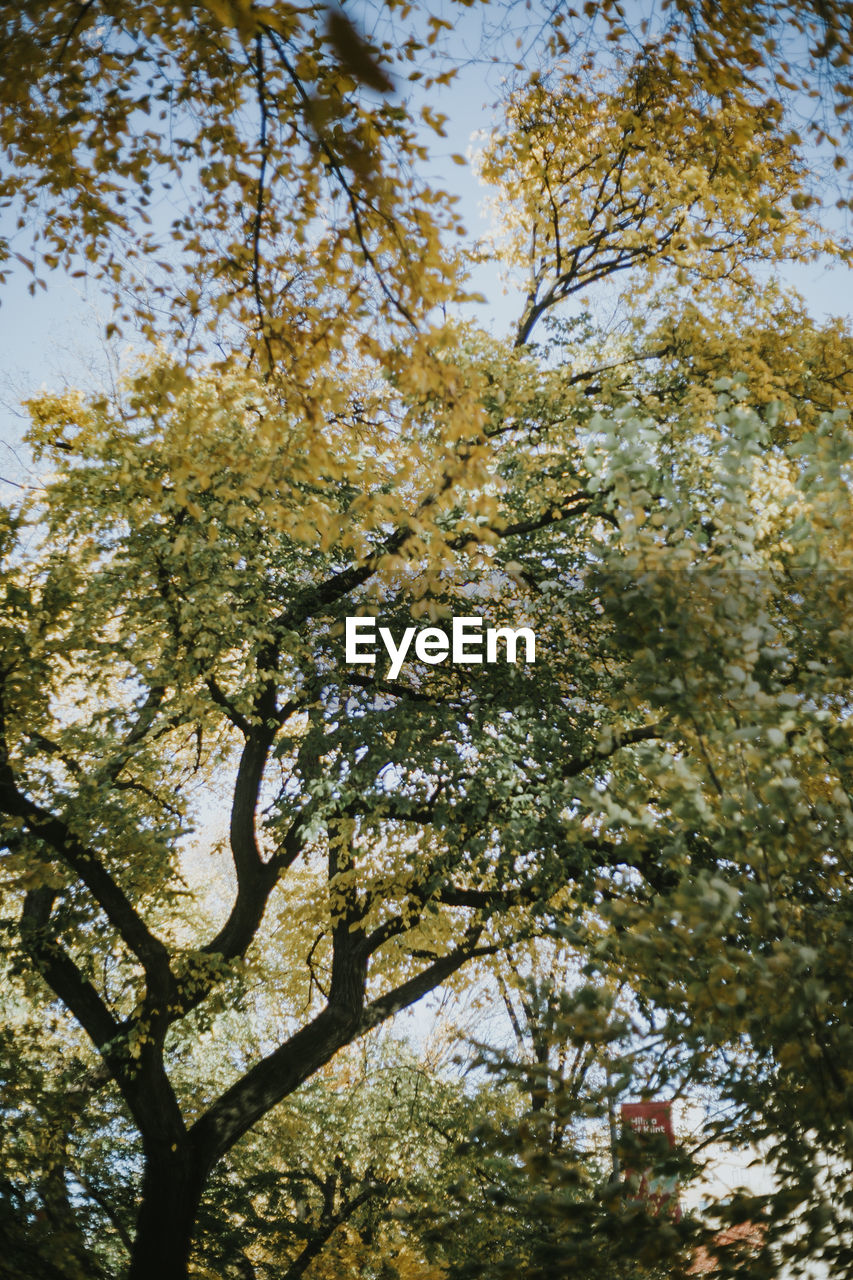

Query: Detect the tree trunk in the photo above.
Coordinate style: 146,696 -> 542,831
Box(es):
128,1144 -> 204,1280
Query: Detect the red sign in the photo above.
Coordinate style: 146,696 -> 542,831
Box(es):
621,1101 -> 675,1146
621,1100 -> 679,1215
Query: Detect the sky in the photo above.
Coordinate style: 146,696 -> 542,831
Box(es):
1,2 -> 850,493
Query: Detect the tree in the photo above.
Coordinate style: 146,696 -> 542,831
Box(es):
416,974 -> 701,1280
0,0 -> 472,354
0,983 -> 486,1280
545,0 -> 853,203
2,4 -> 853,1279
181,1031 -> 486,1280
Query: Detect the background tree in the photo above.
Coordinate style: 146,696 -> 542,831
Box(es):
416,977 -> 702,1280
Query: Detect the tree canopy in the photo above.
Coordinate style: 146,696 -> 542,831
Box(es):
1,3 -> 853,1279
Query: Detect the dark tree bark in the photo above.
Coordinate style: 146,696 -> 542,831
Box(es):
128,1144 -> 205,1280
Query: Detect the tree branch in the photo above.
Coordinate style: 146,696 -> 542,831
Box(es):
563,722 -> 663,778
19,887 -> 120,1056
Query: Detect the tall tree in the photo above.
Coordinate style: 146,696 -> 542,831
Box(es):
2,5 -> 852,1278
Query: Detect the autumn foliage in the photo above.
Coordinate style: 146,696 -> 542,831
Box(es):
1,3 -> 853,1279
